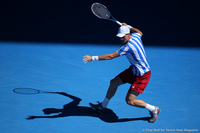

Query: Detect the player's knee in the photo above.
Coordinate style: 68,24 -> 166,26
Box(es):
110,78 -> 121,87
110,78 -> 115,84
126,98 -> 136,106
110,79 -> 117,87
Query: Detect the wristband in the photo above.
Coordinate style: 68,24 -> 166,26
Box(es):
92,56 -> 99,61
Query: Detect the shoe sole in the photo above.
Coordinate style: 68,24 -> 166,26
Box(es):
149,108 -> 160,123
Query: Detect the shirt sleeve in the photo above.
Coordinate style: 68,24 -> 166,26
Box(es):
131,33 -> 141,39
116,45 -> 129,56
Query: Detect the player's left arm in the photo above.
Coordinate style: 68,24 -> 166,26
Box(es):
121,22 -> 143,36
83,52 -> 120,64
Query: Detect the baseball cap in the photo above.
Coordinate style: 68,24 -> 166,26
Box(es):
116,26 -> 130,37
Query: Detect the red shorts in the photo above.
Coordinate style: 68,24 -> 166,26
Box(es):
119,66 -> 151,94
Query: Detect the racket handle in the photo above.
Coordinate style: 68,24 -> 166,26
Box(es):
116,21 -> 122,26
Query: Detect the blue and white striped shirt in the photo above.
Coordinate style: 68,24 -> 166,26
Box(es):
117,33 -> 150,76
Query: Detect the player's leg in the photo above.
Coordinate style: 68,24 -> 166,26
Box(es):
101,75 -> 124,107
125,90 -> 147,108
125,71 -> 160,123
89,66 -> 132,112
105,75 -> 124,99
89,75 -> 124,113
125,70 -> 151,108
125,89 -> 160,123
125,90 -> 156,111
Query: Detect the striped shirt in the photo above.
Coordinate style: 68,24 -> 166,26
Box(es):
117,33 -> 150,76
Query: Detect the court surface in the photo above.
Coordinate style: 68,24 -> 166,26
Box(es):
0,42 -> 199,133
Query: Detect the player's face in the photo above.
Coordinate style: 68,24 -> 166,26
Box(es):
120,34 -> 130,44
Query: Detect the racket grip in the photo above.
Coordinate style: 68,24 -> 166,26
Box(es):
116,21 -> 122,26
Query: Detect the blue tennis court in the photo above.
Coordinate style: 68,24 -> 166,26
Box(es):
0,42 -> 199,133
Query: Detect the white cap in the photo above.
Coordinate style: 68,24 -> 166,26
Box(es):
116,26 -> 130,37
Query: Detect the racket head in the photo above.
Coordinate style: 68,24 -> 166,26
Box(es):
13,88 -> 40,94
91,3 -> 111,19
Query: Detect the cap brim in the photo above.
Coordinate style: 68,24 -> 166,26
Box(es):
116,33 -> 125,37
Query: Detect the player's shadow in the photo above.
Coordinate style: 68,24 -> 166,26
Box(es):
26,92 -> 150,123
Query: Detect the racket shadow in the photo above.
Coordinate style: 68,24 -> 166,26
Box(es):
26,92 -> 150,123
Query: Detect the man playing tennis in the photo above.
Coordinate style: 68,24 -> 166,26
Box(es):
83,23 -> 160,123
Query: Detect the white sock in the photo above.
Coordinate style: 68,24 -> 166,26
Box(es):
101,98 -> 110,108
145,103 -> 156,112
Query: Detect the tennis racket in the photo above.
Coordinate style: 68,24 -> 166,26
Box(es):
91,3 -> 122,26
13,88 -> 59,95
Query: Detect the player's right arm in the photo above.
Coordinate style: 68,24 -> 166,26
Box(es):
83,52 -> 120,64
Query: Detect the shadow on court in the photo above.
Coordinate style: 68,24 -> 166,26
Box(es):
26,92 -> 150,123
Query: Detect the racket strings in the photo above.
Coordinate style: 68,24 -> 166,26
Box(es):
13,88 -> 40,94
92,4 -> 110,19
91,3 -> 122,25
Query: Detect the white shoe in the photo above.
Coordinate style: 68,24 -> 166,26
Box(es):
149,106 -> 160,123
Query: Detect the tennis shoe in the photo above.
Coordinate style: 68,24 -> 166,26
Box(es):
89,101 -> 106,114
149,106 -> 160,123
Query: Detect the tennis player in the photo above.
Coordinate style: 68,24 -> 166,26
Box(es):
83,23 -> 160,123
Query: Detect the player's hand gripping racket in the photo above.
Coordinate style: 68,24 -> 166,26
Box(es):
91,3 -> 122,26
